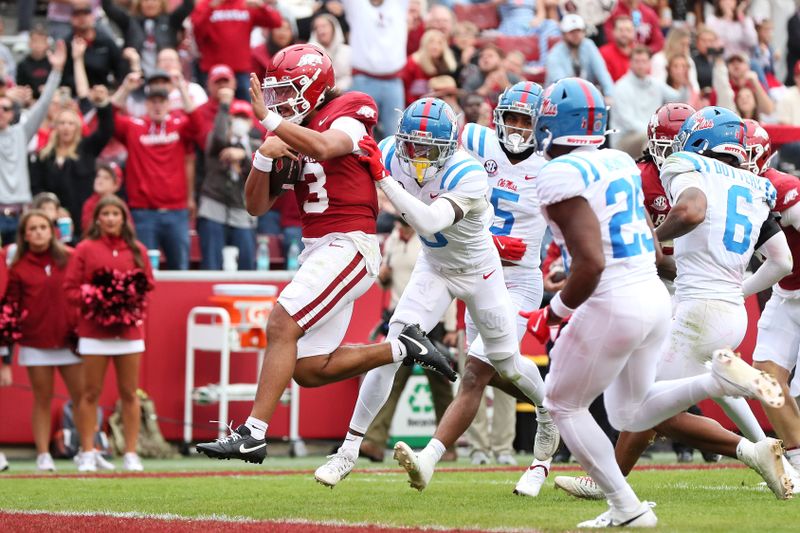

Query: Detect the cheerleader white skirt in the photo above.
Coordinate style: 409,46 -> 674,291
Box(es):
78,338 -> 145,356
18,346 -> 81,367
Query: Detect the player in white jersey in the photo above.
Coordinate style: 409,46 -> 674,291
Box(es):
459,81 -> 557,497
520,79 -> 785,527
314,97 -> 550,490
554,108 -> 795,502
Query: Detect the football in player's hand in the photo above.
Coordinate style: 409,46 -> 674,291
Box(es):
269,154 -> 302,197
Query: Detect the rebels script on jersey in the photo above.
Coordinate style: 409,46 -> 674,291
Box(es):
461,123 -> 547,269
293,92 -> 379,239
660,151 -> 776,303
379,136 -> 495,271
535,147 -> 657,293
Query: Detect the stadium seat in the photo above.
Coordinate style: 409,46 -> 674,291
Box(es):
454,3 -> 500,31
491,35 -> 541,62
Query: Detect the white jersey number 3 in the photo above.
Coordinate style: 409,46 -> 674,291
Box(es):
301,162 -> 330,214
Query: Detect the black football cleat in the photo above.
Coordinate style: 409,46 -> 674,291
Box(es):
195,424 -> 266,464
399,324 -> 458,382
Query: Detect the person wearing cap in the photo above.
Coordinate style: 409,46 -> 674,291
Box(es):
196,86 -> 259,270
110,69 -> 199,270
101,0 -> 194,77
603,0 -> 664,54
193,63 -> 249,149
610,45 -> 681,158
726,50 -> 774,116
191,0 -> 282,101
81,162 -> 125,234
776,61 -> 800,125
156,48 -> 208,113
0,41 -> 66,247
61,0 -> 130,90
545,14 -> 614,97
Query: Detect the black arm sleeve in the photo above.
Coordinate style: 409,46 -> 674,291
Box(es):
754,214 -> 782,250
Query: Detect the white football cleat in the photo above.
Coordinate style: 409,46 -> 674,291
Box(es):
0,452 -> 8,472
554,475 -> 605,500
470,450 -> 491,465
314,451 -> 356,488
36,453 -> 55,472
394,442 -> 435,492
513,460 -> 550,497
76,451 -> 97,473
711,349 -> 784,408
123,452 -> 144,472
95,451 -> 116,471
781,457 -> 800,494
496,452 -> 517,466
534,408 -> 560,461
577,501 -> 657,528
737,438 -> 793,500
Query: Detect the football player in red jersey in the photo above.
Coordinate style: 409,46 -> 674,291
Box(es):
197,44 -> 454,465
554,107 -> 796,501
747,121 -> 800,487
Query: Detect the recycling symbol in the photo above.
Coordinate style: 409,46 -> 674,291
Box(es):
409,383 -> 433,414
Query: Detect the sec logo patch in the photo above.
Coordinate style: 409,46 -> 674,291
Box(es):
484,160 -> 498,176
651,195 -> 668,212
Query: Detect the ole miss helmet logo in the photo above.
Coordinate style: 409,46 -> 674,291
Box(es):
484,160 -> 498,175
540,98 -> 557,116
692,117 -> 714,131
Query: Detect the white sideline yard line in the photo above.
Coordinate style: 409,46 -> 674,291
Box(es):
0,509 -> 541,533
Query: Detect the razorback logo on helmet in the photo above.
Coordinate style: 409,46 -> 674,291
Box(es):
786,188 -> 799,205
651,195 -> 668,212
692,117 -> 714,131
356,105 -> 376,119
540,98 -> 557,116
297,53 -> 323,67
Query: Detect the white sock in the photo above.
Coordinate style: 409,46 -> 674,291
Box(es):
389,339 -> 406,362
245,416 -> 268,440
340,432 -> 363,459
736,438 -> 754,460
423,438 -> 446,463
349,362 -> 402,433
786,447 -> 800,471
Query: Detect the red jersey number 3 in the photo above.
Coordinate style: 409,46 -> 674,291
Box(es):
301,161 -> 330,214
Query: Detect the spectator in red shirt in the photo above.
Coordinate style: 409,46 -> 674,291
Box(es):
65,195 -> 154,472
401,29 -> 457,105
6,210 -> 80,472
110,71 -> 199,270
603,0 -> 664,54
600,15 -> 636,82
191,0 -> 282,100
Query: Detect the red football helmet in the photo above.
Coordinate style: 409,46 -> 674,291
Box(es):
262,44 -> 336,124
647,103 -> 696,168
743,119 -> 773,175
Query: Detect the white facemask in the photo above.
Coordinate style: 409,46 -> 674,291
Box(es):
231,118 -> 251,139
503,132 -> 527,154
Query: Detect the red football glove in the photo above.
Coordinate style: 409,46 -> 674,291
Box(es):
358,136 -> 388,182
520,307 -> 552,344
493,235 -> 527,261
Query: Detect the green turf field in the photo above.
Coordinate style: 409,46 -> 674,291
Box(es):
0,453 -> 796,531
